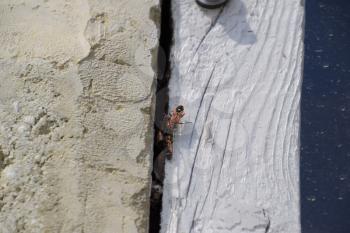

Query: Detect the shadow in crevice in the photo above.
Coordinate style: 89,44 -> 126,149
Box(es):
150,0 -> 173,232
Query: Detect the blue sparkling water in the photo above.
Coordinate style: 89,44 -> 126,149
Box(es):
301,0 -> 350,232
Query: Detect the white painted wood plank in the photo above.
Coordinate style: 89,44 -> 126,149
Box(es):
162,0 -> 304,232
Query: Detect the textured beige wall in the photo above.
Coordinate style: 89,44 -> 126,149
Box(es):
0,0 -> 159,232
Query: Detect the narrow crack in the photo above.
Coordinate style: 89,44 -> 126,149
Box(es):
191,7 -> 225,62
263,209 -> 271,233
149,0 -> 174,232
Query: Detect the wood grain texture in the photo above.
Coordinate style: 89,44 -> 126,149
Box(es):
161,0 -> 304,232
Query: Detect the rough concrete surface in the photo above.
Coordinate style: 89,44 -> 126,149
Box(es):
0,0 -> 159,232
162,0 -> 304,232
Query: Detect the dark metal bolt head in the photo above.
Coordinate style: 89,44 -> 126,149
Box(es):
196,0 -> 228,9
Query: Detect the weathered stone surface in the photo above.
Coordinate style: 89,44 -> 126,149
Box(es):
0,0 -> 159,232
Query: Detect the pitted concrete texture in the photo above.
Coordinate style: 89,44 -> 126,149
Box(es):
0,0 -> 159,232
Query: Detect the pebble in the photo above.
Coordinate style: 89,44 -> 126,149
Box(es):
17,124 -> 31,136
23,116 -> 35,126
13,101 -> 20,113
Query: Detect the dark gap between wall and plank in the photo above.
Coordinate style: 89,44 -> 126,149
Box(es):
149,0 -> 173,232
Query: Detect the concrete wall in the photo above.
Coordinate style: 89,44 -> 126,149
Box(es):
0,0 -> 159,232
